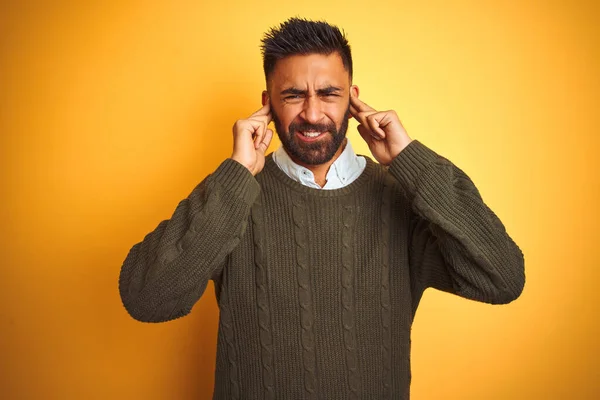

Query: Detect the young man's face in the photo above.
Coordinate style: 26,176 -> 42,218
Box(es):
264,52 -> 359,166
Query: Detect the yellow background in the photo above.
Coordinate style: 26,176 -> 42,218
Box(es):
1,0 -> 598,399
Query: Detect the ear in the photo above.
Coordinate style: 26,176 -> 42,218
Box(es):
262,90 -> 269,106
348,85 -> 359,119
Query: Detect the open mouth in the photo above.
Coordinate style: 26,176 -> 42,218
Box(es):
297,130 -> 327,141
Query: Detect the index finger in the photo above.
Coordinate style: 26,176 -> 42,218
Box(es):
350,95 -> 376,113
250,102 -> 271,118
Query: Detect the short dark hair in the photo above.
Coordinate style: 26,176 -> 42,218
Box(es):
260,17 -> 353,83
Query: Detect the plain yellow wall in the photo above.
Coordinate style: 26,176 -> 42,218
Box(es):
1,0 -> 598,399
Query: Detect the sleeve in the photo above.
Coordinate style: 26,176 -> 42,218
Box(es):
388,139 -> 525,306
118,158 -> 260,323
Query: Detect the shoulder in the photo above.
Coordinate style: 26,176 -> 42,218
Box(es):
362,156 -> 412,209
362,156 -> 402,189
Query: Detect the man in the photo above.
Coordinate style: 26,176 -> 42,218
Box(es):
119,17 -> 525,399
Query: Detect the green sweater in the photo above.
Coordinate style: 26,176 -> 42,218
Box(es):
119,139 -> 525,399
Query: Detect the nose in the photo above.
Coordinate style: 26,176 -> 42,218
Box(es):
301,94 -> 324,125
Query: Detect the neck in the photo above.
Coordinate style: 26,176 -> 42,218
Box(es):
289,139 -> 347,188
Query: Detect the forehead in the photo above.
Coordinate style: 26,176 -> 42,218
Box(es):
269,52 -> 350,89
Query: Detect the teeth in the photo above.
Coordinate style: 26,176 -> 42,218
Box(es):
302,131 -> 322,138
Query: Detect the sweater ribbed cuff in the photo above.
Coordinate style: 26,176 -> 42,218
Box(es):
388,139 -> 441,200
211,158 -> 261,205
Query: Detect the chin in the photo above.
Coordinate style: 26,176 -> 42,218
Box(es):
286,138 -> 342,166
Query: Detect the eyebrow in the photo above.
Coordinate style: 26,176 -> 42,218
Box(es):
280,86 -> 343,96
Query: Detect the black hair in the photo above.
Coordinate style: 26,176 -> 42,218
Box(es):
260,17 -> 353,83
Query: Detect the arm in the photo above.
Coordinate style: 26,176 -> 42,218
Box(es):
119,102 -> 273,323
389,140 -> 525,305
349,95 -> 524,306
118,159 -> 260,323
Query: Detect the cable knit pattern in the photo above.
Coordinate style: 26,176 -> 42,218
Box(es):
252,198 -> 275,399
380,178 -> 393,399
119,140 -> 525,399
292,193 -> 318,399
251,200 -> 276,399
219,291 -> 240,399
340,198 -> 360,398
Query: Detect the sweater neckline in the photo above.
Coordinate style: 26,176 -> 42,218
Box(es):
263,153 -> 377,197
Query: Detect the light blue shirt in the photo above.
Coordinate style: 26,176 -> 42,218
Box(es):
272,140 -> 366,189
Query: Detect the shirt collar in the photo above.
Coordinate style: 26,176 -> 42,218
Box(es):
272,139 -> 365,189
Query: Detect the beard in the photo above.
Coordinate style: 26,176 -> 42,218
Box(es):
271,103 -> 350,166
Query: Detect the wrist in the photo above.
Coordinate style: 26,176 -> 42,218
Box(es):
388,139 -> 414,163
230,155 -> 255,176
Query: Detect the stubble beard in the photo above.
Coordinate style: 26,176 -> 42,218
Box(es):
271,104 -> 351,166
